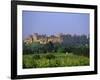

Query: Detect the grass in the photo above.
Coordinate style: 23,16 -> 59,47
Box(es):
23,53 -> 89,68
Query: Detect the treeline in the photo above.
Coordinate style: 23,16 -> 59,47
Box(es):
61,34 -> 89,46
23,34 -> 89,57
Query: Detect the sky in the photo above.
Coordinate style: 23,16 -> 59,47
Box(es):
22,11 -> 89,38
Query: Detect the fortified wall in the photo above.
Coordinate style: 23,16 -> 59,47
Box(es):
24,33 -> 63,44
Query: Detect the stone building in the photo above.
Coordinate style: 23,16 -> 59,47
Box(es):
24,33 -> 63,44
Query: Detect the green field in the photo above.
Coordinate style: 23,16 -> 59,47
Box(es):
23,53 -> 89,68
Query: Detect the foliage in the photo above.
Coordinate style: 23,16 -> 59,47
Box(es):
57,47 -> 66,53
45,54 -> 56,59
23,53 -> 89,68
23,41 -> 89,57
23,35 -> 90,68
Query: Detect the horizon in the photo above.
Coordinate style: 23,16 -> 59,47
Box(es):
23,32 -> 89,39
22,11 -> 89,39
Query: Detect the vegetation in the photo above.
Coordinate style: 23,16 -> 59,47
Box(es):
23,42 -> 89,57
23,35 -> 89,68
23,53 -> 89,68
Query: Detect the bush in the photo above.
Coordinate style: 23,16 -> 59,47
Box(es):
23,53 -> 89,68
23,55 -> 34,68
71,46 -> 89,57
33,54 -> 41,59
57,47 -> 66,53
45,54 -> 55,59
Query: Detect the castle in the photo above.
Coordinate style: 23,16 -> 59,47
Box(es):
24,33 -> 63,44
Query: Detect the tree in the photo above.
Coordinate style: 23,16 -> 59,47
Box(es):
45,41 -> 54,53
57,47 -> 66,53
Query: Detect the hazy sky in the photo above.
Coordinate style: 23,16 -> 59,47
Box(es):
22,11 -> 89,38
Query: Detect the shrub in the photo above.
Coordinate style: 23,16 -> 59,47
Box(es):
33,54 -> 41,59
23,55 -> 34,68
57,47 -> 66,53
45,54 -> 55,59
